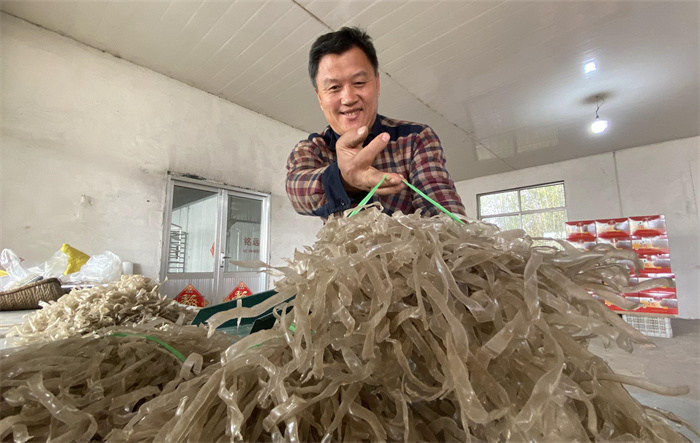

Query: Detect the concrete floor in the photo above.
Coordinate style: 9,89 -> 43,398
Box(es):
589,318 -> 700,442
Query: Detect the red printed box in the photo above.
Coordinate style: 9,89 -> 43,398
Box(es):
599,293 -> 635,312
570,239 -> 597,251
596,218 -> 630,239
630,215 -> 667,237
639,287 -> 676,298
597,236 -> 633,251
636,287 -> 678,314
566,220 -> 596,241
638,254 -> 672,276
632,235 -> 669,256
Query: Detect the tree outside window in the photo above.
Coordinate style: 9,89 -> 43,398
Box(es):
478,183 -> 567,246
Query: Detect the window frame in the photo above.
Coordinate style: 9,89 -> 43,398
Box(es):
477,181 -> 568,237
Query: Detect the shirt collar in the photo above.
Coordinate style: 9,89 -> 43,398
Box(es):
326,114 -> 384,152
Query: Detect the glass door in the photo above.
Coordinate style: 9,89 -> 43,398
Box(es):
160,177 -> 270,306
219,192 -> 269,304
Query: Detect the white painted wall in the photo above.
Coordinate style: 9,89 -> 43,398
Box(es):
455,136 -> 700,319
1,14 -> 322,284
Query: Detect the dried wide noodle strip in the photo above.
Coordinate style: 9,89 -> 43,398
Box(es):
7,275 -> 195,346
0,324 -> 232,443
114,207 -> 691,442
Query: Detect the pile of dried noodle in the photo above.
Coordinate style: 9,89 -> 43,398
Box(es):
7,275 -> 195,346
0,323 -> 232,442
113,206 -> 694,442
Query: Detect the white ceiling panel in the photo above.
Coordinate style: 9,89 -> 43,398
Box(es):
252,79 -> 326,132
210,6 -> 306,94
258,66 -> 310,105
330,0 -> 411,31
110,3 -> 171,61
140,2 -> 207,73
294,0 -> 337,24
369,2 -> 478,52
187,1 -> 292,90
174,1 -> 265,82
220,15 -> 319,100
1,0 -> 697,182
91,2 -> 139,49
379,2 -> 506,70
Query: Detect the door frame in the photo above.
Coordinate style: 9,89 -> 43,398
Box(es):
160,175 -> 271,302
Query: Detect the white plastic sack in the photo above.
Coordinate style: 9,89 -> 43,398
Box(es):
1,249 -> 69,282
1,249 -> 38,291
30,250 -> 69,280
64,251 -> 122,284
1,248 -> 123,290
0,275 -> 12,292
0,249 -> 63,291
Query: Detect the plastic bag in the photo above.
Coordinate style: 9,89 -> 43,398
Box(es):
0,273 -> 16,292
1,248 -> 122,290
64,251 -> 122,284
1,248 -> 69,282
32,250 -> 69,280
0,249 -> 48,291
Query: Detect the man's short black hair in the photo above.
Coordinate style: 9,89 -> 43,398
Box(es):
308,26 -> 379,90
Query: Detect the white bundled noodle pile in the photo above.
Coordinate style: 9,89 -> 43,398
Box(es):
1,207 -> 695,442
7,275 -> 195,346
119,207 -> 694,442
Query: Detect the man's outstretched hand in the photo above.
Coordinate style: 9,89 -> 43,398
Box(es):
336,126 -> 406,195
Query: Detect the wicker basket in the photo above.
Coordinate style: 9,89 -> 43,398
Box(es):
0,278 -> 65,311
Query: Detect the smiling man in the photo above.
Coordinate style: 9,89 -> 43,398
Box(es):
285,27 -> 466,220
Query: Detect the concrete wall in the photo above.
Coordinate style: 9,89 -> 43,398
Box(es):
455,136 -> 700,319
1,14 -> 322,283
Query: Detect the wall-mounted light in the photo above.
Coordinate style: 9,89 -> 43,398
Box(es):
591,95 -> 608,134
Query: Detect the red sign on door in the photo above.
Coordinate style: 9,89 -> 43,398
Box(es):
224,281 -> 253,302
174,283 -> 209,307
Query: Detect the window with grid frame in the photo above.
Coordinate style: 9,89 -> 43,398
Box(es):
478,182 -> 567,243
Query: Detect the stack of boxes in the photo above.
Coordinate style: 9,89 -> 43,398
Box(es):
566,215 -> 676,337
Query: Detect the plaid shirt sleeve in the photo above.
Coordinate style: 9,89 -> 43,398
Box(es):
409,126 -> 466,217
285,136 -> 361,218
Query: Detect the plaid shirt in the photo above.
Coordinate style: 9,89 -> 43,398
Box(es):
286,114 -> 466,220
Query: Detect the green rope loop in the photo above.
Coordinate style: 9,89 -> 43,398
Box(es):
347,175 -> 465,224
348,175 -> 387,218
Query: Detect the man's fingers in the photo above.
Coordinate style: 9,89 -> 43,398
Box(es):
336,126 -> 370,151
380,173 -> 405,187
374,183 -> 406,196
369,172 -> 405,195
336,129 -> 395,193
356,132 -> 390,165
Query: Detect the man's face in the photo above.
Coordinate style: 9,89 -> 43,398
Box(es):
315,46 -> 380,135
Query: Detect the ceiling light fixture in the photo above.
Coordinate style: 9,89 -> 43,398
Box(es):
591,95 -> 608,134
584,60 -> 597,74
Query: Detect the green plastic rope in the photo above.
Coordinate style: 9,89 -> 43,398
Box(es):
346,174 -> 464,224
402,180 -> 465,224
348,175 -> 387,218
109,332 -> 187,363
